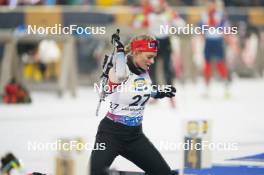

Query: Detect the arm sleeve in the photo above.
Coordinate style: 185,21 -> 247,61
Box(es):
113,52 -> 127,82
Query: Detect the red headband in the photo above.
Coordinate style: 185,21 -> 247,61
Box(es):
131,40 -> 158,53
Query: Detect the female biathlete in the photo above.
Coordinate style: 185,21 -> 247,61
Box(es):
90,34 -> 176,175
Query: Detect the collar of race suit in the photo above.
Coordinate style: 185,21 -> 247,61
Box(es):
127,55 -> 146,75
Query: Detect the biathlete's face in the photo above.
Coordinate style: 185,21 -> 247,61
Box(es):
134,52 -> 157,71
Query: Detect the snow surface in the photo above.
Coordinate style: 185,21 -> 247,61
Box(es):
0,78 -> 264,174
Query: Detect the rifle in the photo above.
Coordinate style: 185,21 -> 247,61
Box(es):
96,29 -> 120,116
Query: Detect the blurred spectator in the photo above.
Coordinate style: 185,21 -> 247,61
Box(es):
241,26 -> 260,70
21,40 -> 61,82
199,0 -> 232,97
133,0 -> 185,107
232,23 -> 262,77
2,78 -> 32,104
36,39 -> 61,80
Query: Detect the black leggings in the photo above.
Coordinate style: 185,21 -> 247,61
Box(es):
90,117 -> 171,175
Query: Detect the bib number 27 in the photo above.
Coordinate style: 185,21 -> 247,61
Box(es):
129,94 -> 151,106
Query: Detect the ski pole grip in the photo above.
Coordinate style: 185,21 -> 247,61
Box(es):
111,29 -> 120,45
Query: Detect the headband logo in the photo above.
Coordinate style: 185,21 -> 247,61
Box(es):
131,40 -> 158,53
149,41 -> 157,49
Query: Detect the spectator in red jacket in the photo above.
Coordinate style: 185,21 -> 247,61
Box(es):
3,78 -> 31,104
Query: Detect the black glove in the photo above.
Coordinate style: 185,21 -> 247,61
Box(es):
111,33 -> 124,53
32,173 -> 47,175
1,153 -> 20,172
154,85 -> 176,99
